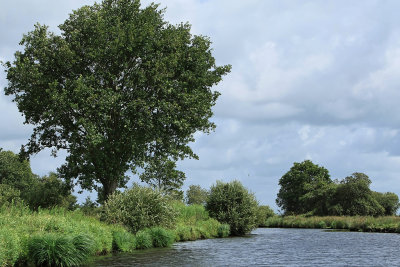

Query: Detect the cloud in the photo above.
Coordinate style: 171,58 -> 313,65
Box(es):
2,0 -> 400,208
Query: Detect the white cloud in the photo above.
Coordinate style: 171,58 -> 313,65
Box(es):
2,0 -> 400,207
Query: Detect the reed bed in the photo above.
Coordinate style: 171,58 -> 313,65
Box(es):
264,215 -> 400,233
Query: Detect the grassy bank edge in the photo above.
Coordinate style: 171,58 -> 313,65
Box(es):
262,215 -> 400,233
0,204 -> 230,267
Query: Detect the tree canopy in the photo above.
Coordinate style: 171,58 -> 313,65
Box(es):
185,184 -> 209,205
276,160 -> 399,216
276,160 -> 331,215
4,0 -> 230,200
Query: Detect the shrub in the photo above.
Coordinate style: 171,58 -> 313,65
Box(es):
148,227 -> 175,247
256,205 -> 275,227
112,231 -> 136,252
135,230 -> 153,249
206,180 -> 258,236
103,184 -> 177,233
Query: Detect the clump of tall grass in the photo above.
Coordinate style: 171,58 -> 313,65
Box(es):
148,227 -> 175,247
27,233 -> 94,267
135,230 -> 153,249
173,202 -> 209,225
217,224 -> 230,238
0,228 -> 21,267
112,230 -> 136,252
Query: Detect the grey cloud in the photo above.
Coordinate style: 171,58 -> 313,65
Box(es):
2,0 -> 400,206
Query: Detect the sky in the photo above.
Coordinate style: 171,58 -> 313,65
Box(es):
2,0 -> 400,210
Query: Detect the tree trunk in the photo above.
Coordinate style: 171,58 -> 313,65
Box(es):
102,179 -> 118,202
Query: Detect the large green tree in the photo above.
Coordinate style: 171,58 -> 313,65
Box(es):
4,0 -> 230,200
276,160 -> 332,215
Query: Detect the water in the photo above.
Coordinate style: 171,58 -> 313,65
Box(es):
89,228 -> 400,266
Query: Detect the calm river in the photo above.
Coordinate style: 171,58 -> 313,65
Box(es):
89,228 -> 400,266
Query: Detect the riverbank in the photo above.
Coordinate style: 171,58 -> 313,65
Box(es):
263,215 -> 400,233
0,203 -> 230,266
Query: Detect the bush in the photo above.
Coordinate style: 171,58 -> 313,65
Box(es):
112,231 -> 136,252
135,230 -> 153,249
256,205 -> 275,227
206,180 -> 258,236
103,184 -> 177,233
148,227 -> 175,247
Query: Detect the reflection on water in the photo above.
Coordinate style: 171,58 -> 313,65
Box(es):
89,228 -> 400,266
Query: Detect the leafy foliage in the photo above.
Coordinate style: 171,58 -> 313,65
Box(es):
28,172 -> 77,210
330,173 -> 384,216
206,180 -> 258,236
255,205 -> 275,227
276,160 -> 332,215
139,158 -> 185,198
185,184 -> 209,205
276,160 -> 399,216
372,191 -> 399,216
103,184 -> 177,233
0,184 -> 21,207
0,150 -> 36,201
4,0 -> 231,201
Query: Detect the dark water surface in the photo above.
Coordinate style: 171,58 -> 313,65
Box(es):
89,228 -> 400,266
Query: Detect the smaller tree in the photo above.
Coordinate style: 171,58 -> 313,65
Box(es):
103,184 -> 177,233
139,158 -> 185,198
206,180 -> 258,236
28,172 -> 77,210
185,185 -> 209,205
0,149 -> 36,201
331,173 -> 384,216
372,191 -> 399,216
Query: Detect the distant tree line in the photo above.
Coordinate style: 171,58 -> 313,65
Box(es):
0,149 -> 76,210
276,160 -> 400,216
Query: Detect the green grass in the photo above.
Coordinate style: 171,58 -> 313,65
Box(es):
0,203 -> 131,266
135,230 -> 153,249
264,215 -> 400,233
148,227 -> 175,248
0,201 -> 232,266
112,230 -> 136,252
172,202 -> 231,241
